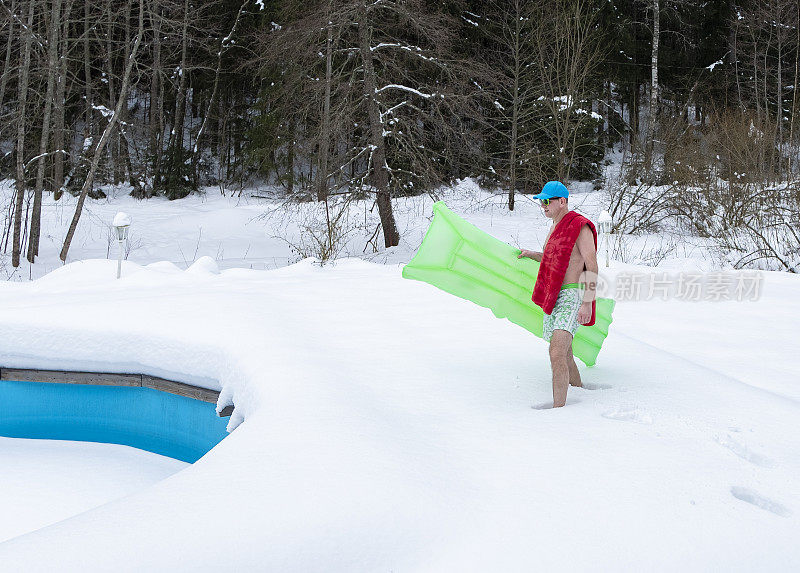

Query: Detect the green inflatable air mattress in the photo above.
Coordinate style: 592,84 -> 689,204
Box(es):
402,201 -> 615,366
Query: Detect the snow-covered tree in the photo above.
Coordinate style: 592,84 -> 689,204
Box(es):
254,0 -> 477,247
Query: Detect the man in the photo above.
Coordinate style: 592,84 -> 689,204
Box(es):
518,181 -> 598,408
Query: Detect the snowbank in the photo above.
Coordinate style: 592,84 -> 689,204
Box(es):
0,253 -> 798,571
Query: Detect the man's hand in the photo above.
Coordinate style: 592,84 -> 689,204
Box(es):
577,301 -> 592,325
518,249 -> 542,261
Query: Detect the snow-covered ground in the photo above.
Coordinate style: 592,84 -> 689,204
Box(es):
0,178 -> 719,281
0,438 -> 187,544
0,181 -> 798,570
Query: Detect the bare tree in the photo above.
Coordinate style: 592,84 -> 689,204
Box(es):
60,0 -> 145,262
256,0 -> 473,248
159,0 -> 190,197
0,0 -> 16,144
356,3 -> 399,246
790,1 -> 800,174
50,0 -> 74,196
644,0 -> 659,168
191,0 -> 248,188
11,0 -> 34,268
27,0 -> 65,262
314,0 -> 334,203
732,0 -> 799,182
481,0 -> 540,210
528,0 -> 603,183
145,0 -> 164,196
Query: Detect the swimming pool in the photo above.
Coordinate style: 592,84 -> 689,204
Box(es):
0,379 -> 229,463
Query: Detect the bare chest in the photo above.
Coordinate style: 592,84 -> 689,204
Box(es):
543,228 -> 585,282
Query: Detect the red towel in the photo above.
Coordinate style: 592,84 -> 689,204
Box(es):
532,211 -> 597,326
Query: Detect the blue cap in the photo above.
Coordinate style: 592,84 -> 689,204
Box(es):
532,181 -> 569,200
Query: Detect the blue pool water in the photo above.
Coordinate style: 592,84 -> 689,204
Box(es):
0,380 -> 229,463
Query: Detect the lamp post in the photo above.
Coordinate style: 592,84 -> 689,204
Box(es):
112,212 -> 131,279
598,210 -> 612,268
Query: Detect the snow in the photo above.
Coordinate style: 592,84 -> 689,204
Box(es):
0,181 -> 798,570
91,104 -> 114,119
376,84 -> 434,99
186,255 -> 220,275
0,182 -> 293,280
574,107 -> 603,120
0,438 -> 186,544
112,211 -> 131,227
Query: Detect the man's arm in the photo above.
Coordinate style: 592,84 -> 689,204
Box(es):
576,226 -> 598,324
517,249 -> 543,262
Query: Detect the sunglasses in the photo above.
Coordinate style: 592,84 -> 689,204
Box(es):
540,197 -> 563,206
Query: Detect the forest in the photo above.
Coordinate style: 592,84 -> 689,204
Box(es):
1,0 -> 798,271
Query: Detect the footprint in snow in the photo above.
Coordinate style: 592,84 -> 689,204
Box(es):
577,382 -> 612,391
715,434 -> 775,468
730,487 -> 791,517
601,408 -> 653,425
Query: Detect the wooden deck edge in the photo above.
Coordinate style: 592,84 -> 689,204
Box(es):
1,367 -> 141,387
142,375 -> 219,403
0,367 -> 233,417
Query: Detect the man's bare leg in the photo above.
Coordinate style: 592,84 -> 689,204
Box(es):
549,330 -> 573,407
568,354 -> 582,388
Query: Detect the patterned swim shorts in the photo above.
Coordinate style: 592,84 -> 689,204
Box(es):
543,283 -> 585,342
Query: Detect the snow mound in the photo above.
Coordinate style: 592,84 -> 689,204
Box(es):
185,256 -> 220,275
31,260 -> 144,291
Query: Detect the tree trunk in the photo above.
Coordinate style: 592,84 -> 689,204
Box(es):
286,117 -> 295,193
52,0 -> 73,198
164,0 -> 190,196
629,82 -> 638,150
117,0 -> 142,196
358,6 -> 399,248
84,0 -> 94,147
12,0 -> 35,268
731,17 -> 743,111
60,0 -> 145,262
775,9 -> 783,182
606,79 -> 613,148
763,18 -> 772,149
316,9 -> 333,202
105,0 -> 119,183
217,100 -> 226,181
645,0 -> 659,169
147,0 -> 163,194
789,3 -> 799,175
28,0 -> 62,262
0,0 -> 15,143
508,0 -> 522,211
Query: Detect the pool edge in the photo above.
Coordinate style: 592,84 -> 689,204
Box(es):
0,367 -> 234,417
